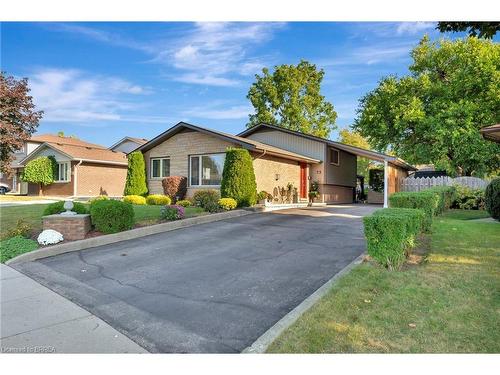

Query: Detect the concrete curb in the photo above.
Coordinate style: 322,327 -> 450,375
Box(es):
6,209 -> 253,265
242,253 -> 366,353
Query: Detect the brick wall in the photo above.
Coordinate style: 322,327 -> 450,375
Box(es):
252,153 -> 303,199
29,162 -> 75,196
143,129 -> 235,195
76,162 -> 127,197
42,214 -> 91,240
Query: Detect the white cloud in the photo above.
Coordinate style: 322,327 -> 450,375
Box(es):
183,104 -> 252,120
158,22 -> 284,86
29,68 -> 151,123
396,22 -> 435,35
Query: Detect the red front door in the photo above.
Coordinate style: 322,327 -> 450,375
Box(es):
300,163 -> 307,199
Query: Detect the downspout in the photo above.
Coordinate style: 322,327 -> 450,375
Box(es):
253,149 -> 267,160
73,159 -> 83,198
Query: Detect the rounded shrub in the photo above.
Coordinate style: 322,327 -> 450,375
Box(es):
160,205 -> 185,221
220,148 -> 257,207
43,201 -> 88,216
192,189 -> 221,213
176,199 -> 192,207
485,178 -> 500,220
124,151 -> 148,196
90,200 -> 135,234
123,195 -> 147,205
218,198 -> 237,211
88,195 -> 109,204
146,194 -> 171,205
162,176 -> 187,202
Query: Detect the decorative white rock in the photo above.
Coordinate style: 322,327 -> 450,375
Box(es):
60,200 -> 77,216
37,229 -> 64,245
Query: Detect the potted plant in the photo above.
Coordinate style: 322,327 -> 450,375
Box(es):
308,181 -> 320,204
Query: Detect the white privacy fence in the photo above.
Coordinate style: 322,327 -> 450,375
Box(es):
402,176 -> 489,192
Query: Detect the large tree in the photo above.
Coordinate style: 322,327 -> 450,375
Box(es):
247,60 -> 337,138
338,129 -> 373,179
0,72 -> 43,175
437,22 -> 500,39
354,36 -> 500,177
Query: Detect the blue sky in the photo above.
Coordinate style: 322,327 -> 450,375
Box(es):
2,22 -> 456,146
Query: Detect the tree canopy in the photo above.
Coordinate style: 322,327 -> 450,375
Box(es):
0,72 -> 43,175
353,36 -> 500,177
21,156 -> 57,188
247,60 -> 337,139
437,22 -> 500,39
338,129 -> 373,179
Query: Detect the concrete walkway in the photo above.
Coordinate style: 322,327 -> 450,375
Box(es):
0,199 -> 60,207
0,264 -> 146,353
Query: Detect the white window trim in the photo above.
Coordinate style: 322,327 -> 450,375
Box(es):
329,148 -> 340,166
150,157 -> 170,179
189,153 -> 225,187
54,162 -> 70,183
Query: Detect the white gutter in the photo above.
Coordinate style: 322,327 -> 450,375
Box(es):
73,159 -> 83,196
253,149 -> 267,160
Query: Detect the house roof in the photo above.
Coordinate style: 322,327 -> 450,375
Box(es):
238,123 -> 417,171
19,142 -> 128,166
29,134 -> 108,149
136,122 -> 321,163
480,124 -> 500,143
108,136 -> 148,150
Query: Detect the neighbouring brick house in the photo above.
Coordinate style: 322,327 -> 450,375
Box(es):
6,134 -> 130,197
136,122 -> 416,205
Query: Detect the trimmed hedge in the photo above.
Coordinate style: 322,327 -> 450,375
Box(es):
364,207 -> 425,270
485,178 -> 500,220
427,186 -> 456,214
90,200 -> 135,234
218,198 -> 237,211
389,191 -> 440,232
123,195 -> 147,205
43,201 -> 88,216
124,151 -> 148,196
146,194 -> 171,205
221,148 -> 257,207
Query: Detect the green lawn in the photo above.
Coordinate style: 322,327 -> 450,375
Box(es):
267,209 -> 500,353
0,203 -> 206,238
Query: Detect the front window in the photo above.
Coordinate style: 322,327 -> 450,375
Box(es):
330,148 -> 340,165
189,153 -> 225,186
150,158 -> 170,179
55,162 -> 70,182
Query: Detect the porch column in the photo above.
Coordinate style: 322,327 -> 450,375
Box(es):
383,160 -> 388,208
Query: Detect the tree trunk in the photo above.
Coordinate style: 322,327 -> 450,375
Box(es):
39,183 -> 43,196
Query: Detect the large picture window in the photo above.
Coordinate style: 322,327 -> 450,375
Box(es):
55,162 -> 70,182
189,153 -> 225,186
150,158 -> 170,179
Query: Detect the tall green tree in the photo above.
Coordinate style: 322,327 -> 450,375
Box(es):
247,60 -> 337,138
338,129 -> 373,179
21,156 -> 57,196
221,148 -> 257,207
124,151 -> 148,196
437,22 -> 500,39
354,36 -> 500,177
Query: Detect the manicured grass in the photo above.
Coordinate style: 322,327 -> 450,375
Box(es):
0,203 -> 206,237
267,209 -> 500,353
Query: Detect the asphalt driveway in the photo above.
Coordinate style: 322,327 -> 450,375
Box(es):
13,204 -> 378,353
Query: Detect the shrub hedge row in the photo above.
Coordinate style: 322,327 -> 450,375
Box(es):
363,207 -> 425,270
388,191 -> 440,232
